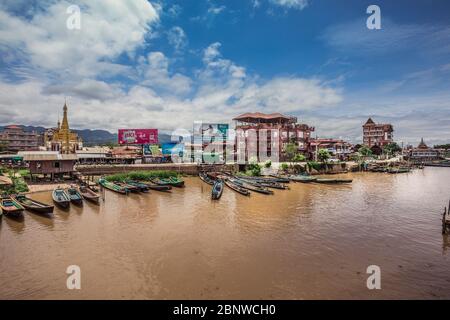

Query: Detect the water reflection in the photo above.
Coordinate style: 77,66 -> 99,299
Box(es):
4,214 -> 25,233
26,211 -> 54,229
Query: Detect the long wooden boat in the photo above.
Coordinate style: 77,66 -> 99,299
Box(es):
52,188 -> 71,209
314,178 -> 353,184
151,177 -> 185,188
211,179 -> 224,200
230,178 -> 273,195
126,180 -> 150,193
142,181 -> 172,192
12,194 -> 54,214
289,175 -> 317,183
98,178 -> 128,195
238,177 -> 288,190
79,186 -> 100,204
0,196 -> 25,217
113,181 -> 140,193
169,177 -> 185,187
223,178 -> 250,196
199,172 -> 215,185
387,167 -> 411,174
67,187 -> 84,205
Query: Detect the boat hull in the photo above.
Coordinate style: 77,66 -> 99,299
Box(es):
315,179 -> 353,184
52,189 -> 71,209
224,179 -> 250,196
13,195 -> 54,214
211,180 -> 224,200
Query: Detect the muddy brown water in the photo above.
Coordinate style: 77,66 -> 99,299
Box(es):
1,168 -> 450,299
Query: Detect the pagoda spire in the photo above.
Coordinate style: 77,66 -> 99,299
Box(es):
60,101 -> 71,154
61,101 -> 69,131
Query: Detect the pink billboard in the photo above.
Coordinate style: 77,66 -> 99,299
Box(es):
118,129 -> 158,145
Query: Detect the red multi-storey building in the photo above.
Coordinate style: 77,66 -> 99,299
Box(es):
362,118 -> 394,147
233,112 -> 315,162
0,125 -> 39,152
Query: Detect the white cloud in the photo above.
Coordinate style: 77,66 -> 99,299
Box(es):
0,0 -> 159,78
269,0 -> 308,10
208,5 -> 226,15
167,26 -> 187,52
167,4 -> 182,18
140,51 -> 192,96
0,40 -> 343,131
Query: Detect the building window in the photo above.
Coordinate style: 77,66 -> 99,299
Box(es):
54,161 -> 60,168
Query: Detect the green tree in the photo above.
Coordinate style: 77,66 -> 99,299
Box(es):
383,142 -> 401,155
292,154 -> 306,162
317,149 -> 331,163
284,142 -> 298,161
434,144 -> 450,150
358,145 -> 373,157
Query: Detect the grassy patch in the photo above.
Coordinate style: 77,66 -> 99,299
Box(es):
105,170 -> 179,182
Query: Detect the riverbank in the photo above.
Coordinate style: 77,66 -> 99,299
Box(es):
26,182 -> 73,193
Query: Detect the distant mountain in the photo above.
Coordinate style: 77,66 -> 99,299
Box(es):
0,125 -> 173,146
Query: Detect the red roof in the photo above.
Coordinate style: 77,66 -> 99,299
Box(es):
233,112 -> 291,121
363,118 -> 375,125
5,125 -> 21,129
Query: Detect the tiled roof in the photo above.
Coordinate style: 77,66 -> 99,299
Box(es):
233,112 -> 291,121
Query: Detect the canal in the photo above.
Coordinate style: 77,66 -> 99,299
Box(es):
1,167 -> 449,299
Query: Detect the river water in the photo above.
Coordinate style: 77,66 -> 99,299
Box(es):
1,167 -> 450,299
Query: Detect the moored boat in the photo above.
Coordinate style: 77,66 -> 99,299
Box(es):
387,167 -> 411,174
0,196 -> 25,217
79,185 -> 100,204
12,194 -> 54,214
211,179 -> 224,200
114,181 -> 140,193
52,188 -> 71,209
169,176 -> 185,187
315,178 -> 353,184
144,181 -> 172,192
238,177 -> 288,189
223,178 -> 250,196
151,177 -> 185,188
289,175 -> 317,183
199,172 -> 215,185
98,178 -> 128,194
230,178 -> 273,195
67,187 -> 84,205
126,180 -> 150,193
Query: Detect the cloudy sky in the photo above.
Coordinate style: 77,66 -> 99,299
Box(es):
0,0 -> 449,145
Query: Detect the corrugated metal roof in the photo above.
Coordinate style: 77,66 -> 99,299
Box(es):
76,153 -> 107,159
18,151 -> 78,161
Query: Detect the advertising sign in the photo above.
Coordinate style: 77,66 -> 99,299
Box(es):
118,129 -> 158,145
193,123 -> 229,144
162,143 -> 184,157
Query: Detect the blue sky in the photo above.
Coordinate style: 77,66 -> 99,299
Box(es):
0,0 -> 449,145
